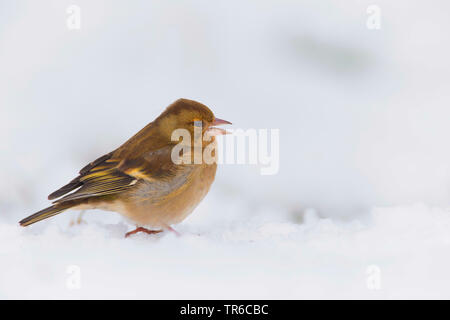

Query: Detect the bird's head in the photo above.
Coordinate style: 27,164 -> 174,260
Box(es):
155,98 -> 231,144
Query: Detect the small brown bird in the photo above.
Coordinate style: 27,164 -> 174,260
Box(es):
19,98 -> 231,237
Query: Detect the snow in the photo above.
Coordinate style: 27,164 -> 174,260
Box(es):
2,1 -> 450,299
2,200 -> 450,299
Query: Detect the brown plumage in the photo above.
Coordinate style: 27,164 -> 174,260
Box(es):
19,98 -> 231,236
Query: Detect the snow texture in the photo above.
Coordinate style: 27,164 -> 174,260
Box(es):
2,200 -> 450,299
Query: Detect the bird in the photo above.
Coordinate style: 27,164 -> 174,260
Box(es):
19,98 -> 231,237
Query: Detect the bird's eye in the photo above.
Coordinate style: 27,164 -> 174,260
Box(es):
193,120 -> 203,128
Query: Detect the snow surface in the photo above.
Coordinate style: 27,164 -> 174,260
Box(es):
2,199 -> 450,299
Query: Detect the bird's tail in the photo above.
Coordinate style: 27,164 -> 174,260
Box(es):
19,202 -> 76,227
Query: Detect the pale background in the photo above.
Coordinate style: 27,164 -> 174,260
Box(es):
1,1 -> 450,299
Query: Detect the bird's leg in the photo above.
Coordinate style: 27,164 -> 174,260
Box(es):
125,227 -> 163,238
69,210 -> 86,226
166,226 -> 181,237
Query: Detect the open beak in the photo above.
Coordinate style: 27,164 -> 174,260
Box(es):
207,117 -> 232,136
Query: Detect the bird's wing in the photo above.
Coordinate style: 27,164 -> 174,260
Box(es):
49,146 -> 180,204
51,158 -> 136,203
48,152 -> 114,200
118,147 -> 181,181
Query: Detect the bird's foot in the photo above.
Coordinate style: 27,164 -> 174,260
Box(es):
125,227 -> 163,238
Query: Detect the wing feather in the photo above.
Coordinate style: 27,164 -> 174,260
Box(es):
50,145 -> 180,204
54,165 -> 136,203
48,152 -> 114,200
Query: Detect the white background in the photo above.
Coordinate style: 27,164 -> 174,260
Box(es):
1,1 -> 450,299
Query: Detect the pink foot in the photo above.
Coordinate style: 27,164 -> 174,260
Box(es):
125,227 -> 163,238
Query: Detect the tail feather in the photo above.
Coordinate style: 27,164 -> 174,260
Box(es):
19,203 -> 74,227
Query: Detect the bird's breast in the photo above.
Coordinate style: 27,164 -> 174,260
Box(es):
120,163 -> 217,227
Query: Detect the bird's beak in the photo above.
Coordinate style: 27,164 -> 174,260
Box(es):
212,118 -> 232,126
207,117 -> 232,136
